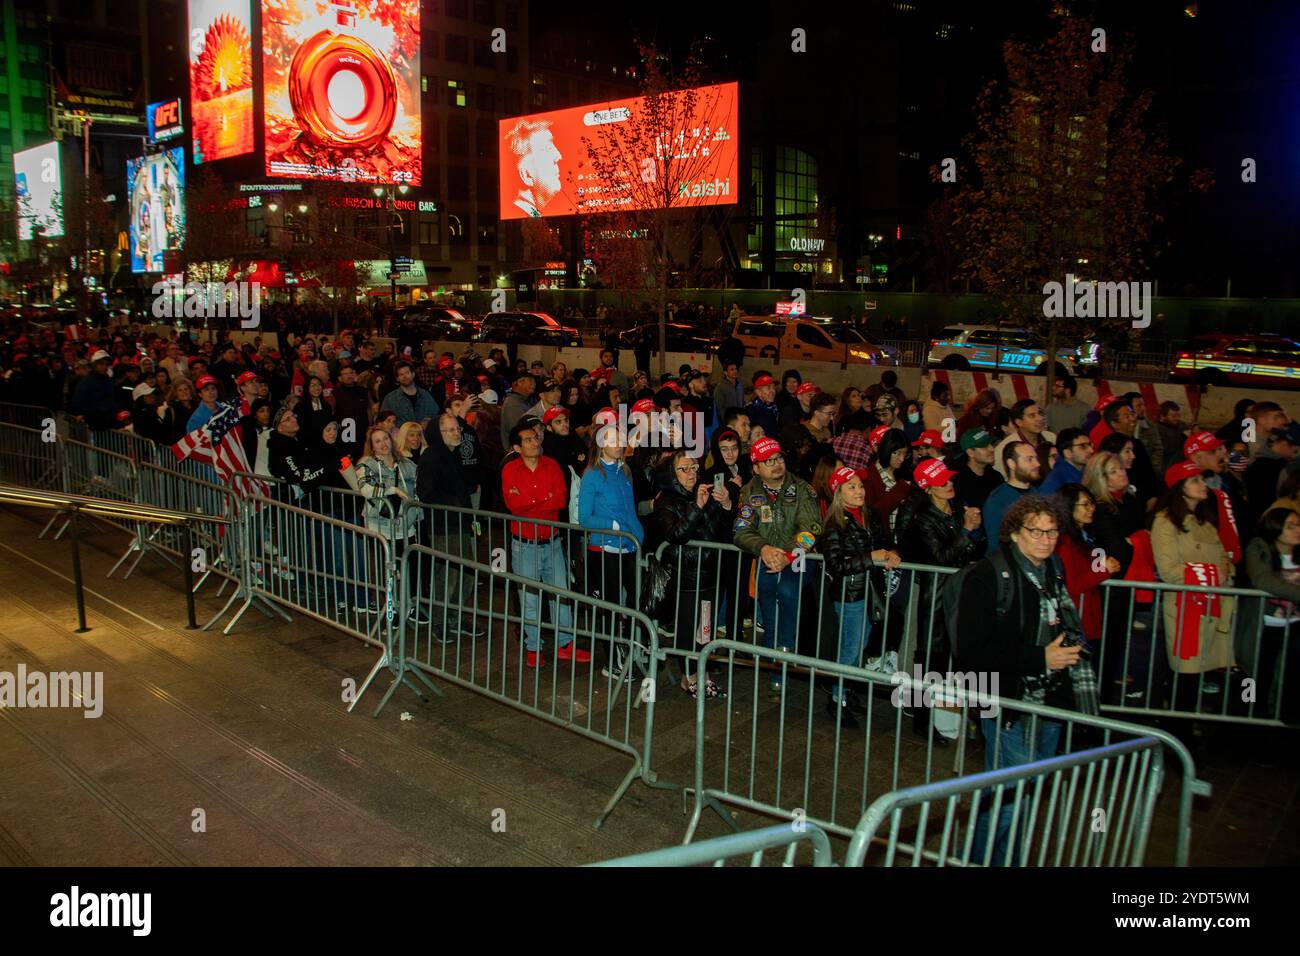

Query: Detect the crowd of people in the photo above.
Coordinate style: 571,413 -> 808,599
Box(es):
2,316 -> 1296,744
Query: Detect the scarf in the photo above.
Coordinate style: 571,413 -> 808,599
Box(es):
1214,489 -> 1240,563
1011,549 -> 1101,716
1174,563 -> 1221,660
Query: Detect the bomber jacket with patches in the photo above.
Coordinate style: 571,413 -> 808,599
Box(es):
733,472 -> 823,557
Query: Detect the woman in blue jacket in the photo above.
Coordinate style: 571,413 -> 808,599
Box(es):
579,431 -> 645,681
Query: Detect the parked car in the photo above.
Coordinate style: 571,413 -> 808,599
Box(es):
477,311 -> 583,347
1171,333 -> 1300,389
925,324 -> 1088,376
616,321 -> 719,354
388,307 -> 481,349
731,315 -> 898,366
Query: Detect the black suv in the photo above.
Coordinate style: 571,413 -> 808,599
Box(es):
616,321 -> 719,354
388,307 -> 481,348
477,311 -> 583,347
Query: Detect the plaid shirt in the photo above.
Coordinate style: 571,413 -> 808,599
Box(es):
832,432 -> 872,471
415,364 -> 440,392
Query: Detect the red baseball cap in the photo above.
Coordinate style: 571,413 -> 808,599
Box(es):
630,398 -> 657,415
827,466 -> 859,495
1184,431 -> 1223,458
593,406 -> 619,427
912,429 -> 944,449
1094,393 -> 1121,412
796,381 -> 820,396
868,425 -> 891,448
195,374 -> 218,390
236,371 -> 259,386
750,437 -> 783,463
915,457 -> 958,490
542,406 -> 569,425
753,374 -> 776,388
438,356 -> 455,369
1165,460 -> 1204,488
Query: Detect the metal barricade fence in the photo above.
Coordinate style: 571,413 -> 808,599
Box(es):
398,499 -> 643,618
843,737 -> 1166,867
132,463 -> 241,587
1092,577 -> 1292,726
0,422 -> 61,492
54,439 -> 139,537
590,822 -> 834,867
880,339 -> 927,368
683,641 -> 1204,866
0,402 -> 55,430
389,542 -> 662,827
87,426 -> 167,467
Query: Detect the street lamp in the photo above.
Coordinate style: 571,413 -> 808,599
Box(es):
374,184 -> 409,307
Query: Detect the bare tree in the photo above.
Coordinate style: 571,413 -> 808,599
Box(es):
578,42 -> 738,373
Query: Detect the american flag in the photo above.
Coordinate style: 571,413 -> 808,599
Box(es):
171,400 -> 269,499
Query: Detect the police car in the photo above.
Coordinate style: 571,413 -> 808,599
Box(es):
925,325 -> 1096,376
1171,333 -> 1300,389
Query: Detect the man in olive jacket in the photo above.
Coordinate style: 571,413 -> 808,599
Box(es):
734,437 -> 823,678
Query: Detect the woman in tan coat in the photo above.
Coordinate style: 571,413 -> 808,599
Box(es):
1151,462 -> 1236,682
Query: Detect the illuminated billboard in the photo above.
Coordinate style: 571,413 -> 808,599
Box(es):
13,142 -> 64,241
128,147 -> 186,273
188,0 -> 255,163
498,82 -> 739,220
262,0 -> 421,185
148,98 -> 185,143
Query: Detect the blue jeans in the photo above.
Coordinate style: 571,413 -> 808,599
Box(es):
831,600 -> 870,702
972,715 -> 1063,865
511,537 -> 574,651
756,565 -> 802,659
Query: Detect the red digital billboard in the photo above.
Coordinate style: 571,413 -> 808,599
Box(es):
262,0 -> 421,185
188,0 -> 255,164
498,82 -> 739,220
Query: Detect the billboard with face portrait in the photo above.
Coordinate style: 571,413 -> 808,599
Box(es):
13,142 -> 64,241
128,148 -> 187,273
498,82 -> 739,220
188,0 -> 255,164
262,0 -> 421,185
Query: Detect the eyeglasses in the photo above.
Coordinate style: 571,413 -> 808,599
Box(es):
761,455 -> 785,464
1019,526 -> 1061,540
677,463 -> 700,473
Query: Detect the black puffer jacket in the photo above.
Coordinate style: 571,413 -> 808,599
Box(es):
819,507 -> 890,602
893,491 -> 981,568
649,468 -> 732,593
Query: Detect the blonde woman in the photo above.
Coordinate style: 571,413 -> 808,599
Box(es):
396,421 -> 427,460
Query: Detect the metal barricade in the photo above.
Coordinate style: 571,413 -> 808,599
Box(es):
880,339 -> 927,368
49,439 -> 139,543
0,401 -> 56,430
0,422 -> 61,492
844,737 -> 1165,867
1093,578 -> 1292,726
683,641 -> 1205,866
132,463 -> 241,587
380,541 -> 662,828
88,427 -> 166,467
590,822 -> 833,867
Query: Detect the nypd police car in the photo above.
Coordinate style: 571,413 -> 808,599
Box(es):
1171,333 -> 1300,389
925,325 -> 1098,376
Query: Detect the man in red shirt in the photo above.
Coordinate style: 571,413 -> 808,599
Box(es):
501,421 -> 591,667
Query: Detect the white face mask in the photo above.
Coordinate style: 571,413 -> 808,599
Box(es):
907,412 -> 920,424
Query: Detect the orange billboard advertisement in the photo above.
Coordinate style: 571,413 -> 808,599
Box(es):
262,0 -> 421,185
498,81 -> 739,220
188,0 -> 255,164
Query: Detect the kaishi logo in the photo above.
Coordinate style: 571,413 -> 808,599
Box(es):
677,176 -> 732,199
50,886 -> 151,936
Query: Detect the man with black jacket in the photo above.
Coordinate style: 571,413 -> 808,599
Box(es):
956,494 -> 1099,865
541,406 -> 585,501
267,408 -> 325,503
332,364 -> 370,461
416,412 -> 483,637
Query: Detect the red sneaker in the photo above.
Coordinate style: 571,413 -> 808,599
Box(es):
526,650 -> 546,668
556,643 -> 592,663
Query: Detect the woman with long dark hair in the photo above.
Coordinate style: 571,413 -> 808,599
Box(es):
1052,483 -> 1120,646
1243,506 -> 1300,725
955,387 -> 1003,438
863,428 -> 913,534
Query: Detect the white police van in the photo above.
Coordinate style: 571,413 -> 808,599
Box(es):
925,325 -> 1099,377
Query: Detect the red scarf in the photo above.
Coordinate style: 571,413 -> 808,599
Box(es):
1214,489 -> 1240,564
845,505 -> 864,527
1175,563 -> 1221,659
